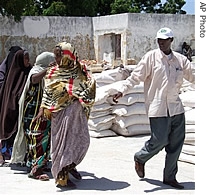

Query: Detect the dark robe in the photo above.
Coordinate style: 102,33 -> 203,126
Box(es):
0,50 -> 32,140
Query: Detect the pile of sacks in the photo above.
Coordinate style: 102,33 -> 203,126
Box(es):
178,77 -> 195,164
89,65 -> 151,138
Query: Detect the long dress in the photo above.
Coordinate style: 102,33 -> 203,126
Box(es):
51,100 -> 90,180
23,82 -> 51,174
0,50 -> 31,162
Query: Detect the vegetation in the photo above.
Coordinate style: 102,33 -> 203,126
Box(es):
0,0 -> 186,22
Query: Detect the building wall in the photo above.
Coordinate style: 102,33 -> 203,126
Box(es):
93,13 -> 195,64
0,13 -> 194,65
127,13 -> 195,62
0,16 -> 94,63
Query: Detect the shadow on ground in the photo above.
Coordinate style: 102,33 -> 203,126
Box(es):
56,171 -> 130,192
141,178 -> 195,193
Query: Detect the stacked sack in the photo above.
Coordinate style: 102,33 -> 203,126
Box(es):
89,65 -> 151,138
108,82 -> 150,136
179,59 -> 195,164
178,79 -> 195,164
88,66 -> 130,138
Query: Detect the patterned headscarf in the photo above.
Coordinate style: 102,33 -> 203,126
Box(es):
58,42 -> 77,64
41,42 -> 96,119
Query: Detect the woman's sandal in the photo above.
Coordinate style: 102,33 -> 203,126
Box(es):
56,173 -> 76,188
35,174 -> 49,181
56,179 -> 76,188
28,172 -> 49,181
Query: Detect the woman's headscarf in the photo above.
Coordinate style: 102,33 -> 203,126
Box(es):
0,46 -> 22,89
41,42 -> 96,118
6,46 -> 23,72
34,51 -> 55,70
0,50 -> 32,140
30,51 -> 55,88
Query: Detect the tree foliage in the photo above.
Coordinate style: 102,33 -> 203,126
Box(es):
43,2 -> 67,16
0,0 -> 187,22
161,0 -> 186,14
96,0 -> 113,16
0,0 -> 28,21
111,0 -> 139,14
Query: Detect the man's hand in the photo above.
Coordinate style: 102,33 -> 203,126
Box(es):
112,92 -> 123,103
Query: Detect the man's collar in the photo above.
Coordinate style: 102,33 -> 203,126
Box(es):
158,48 -> 174,59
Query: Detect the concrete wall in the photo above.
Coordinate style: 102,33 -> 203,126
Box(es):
0,13 -> 195,65
127,13 -> 195,60
93,13 -> 195,64
0,16 -> 94,63
92,14 -> 129,65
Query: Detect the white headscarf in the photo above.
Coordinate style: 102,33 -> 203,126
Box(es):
34,51 -> 55,70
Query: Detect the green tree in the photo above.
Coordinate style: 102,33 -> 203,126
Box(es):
0,0 -> 187,22
96,0 -> 113,16
64,0 -> 98,16
23,0 -> 53,16
110,0 -> 186,14
111,0 -> 139,14
135,0 -> 162,13
0,0 -> 28,21
161,0 -> 186,14
43,2 -> 67,16
40,0 -> 98,17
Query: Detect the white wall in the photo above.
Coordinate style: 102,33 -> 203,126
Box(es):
0,13 -> 195,65
93,13 -> 195,64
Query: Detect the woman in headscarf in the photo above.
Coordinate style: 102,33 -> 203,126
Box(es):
11,52 -> 55,180
0,46 -> 22,89
34,42 -> 96,187
0,46 -> 22,165
0,49 -> 31,166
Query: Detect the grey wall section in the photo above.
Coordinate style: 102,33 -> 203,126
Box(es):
0,16 -> 94,63
93,13 -> 195,64
126,13 -> 195,62
92,14 -> 129,65
0,13 -> 194,65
